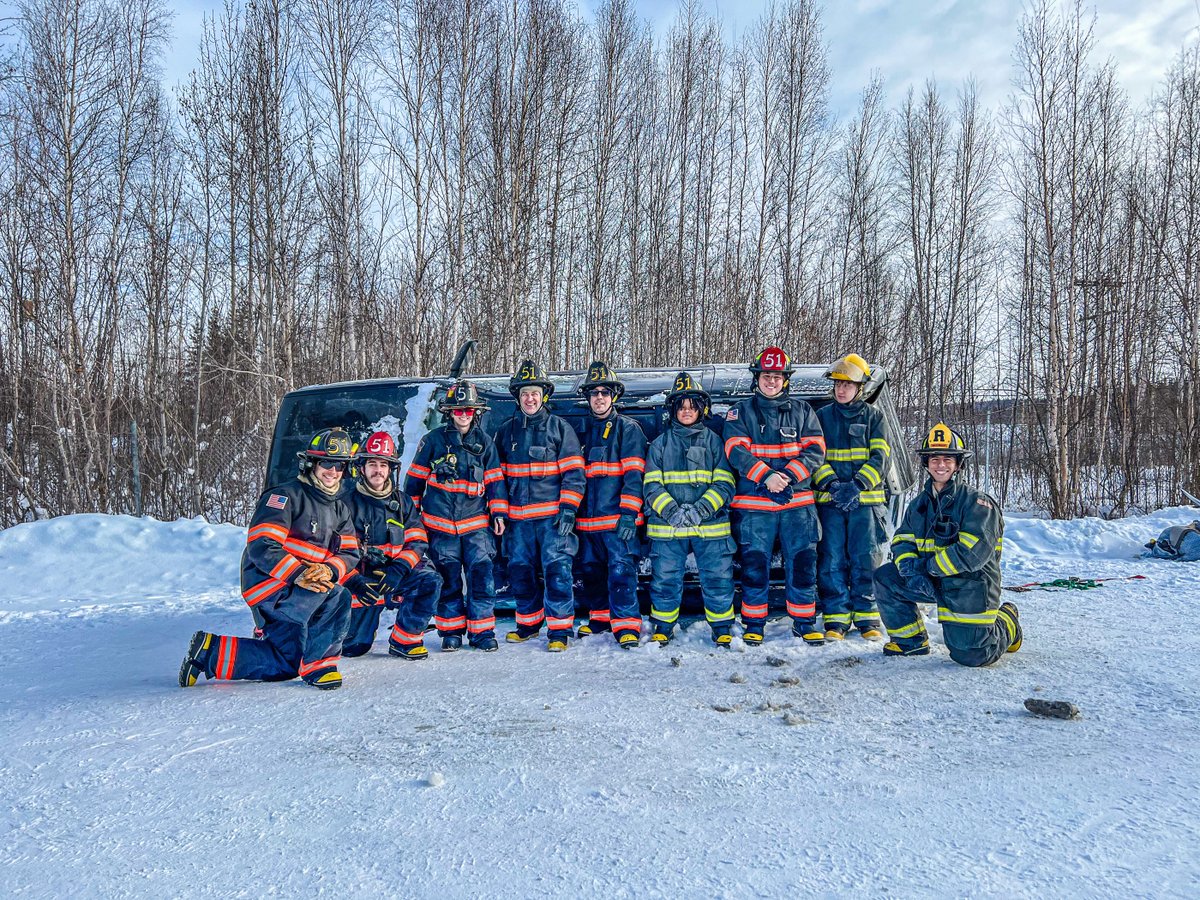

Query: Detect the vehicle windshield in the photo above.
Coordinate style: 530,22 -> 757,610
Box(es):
267,382 -> 441,489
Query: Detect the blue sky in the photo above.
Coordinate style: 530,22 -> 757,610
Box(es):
4,0 -> 1197,117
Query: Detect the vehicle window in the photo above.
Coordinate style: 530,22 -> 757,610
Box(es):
267,383 -> 440,489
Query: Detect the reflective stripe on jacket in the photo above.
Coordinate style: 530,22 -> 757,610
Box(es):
722,394 -> 826,511
405,425 -> 507,535
240,477 -> 360,607
891,477 -> 1004,617
496,408 -> 585,521
643,421 -> 735,540
812,400 -> 891,505
346,481 -> 430,572
578,410 -> 647,532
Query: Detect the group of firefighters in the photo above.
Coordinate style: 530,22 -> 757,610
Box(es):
179,349 -> 1024,692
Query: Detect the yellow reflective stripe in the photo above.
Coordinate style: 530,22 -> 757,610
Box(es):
914,538 -> 937,551
826,448 -> 869,461
655,470 -> 727,484
937,607 -> 998,625
814,464 -> 835,482
701,488 -> 725,511
824,612 -> 852,624
651,493 -> 674,514
892,532 -> 917,545
958,532 -> 980,548
644,469 -> 664,483
995,538 -> 1004,555
858,464 -> 881,488
705,608 -> 735,623
859,491 -> 886,504
652,607 -> 681,624
893,551 -> 918,564
933,548 -> 959,576
890,620 -> 925,638
646,522 -> 731,539
870,438 -> 891,456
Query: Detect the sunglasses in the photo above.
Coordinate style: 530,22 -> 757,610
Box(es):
451,408 -> 476,417
316,459 -> 347,471
588,388 -> 613,398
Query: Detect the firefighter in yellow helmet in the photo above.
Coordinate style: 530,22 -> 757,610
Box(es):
811,354 -> 890,641
873,423 -> 1022,665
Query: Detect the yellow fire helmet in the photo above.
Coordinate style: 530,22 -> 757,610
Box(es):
824,353 -> 871,384
917,422 -> 972,462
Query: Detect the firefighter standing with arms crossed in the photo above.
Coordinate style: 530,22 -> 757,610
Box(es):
406,381 -> 508,652
574,361 -> 648,648
178,428 -> 360,691
812,354 -> 889,641
496,361 -> 586,651
342,430 -> 442,660
874,423 -> 1022,665
723,347 -> 827,645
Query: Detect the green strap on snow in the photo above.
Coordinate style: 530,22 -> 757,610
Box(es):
1040,577 -> 1101,590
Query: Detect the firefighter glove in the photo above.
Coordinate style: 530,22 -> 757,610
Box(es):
896,556 -> 924,579
364,546 -> 388,567
555,508 -> 576,536
831,480 -> 861,512
383,562 -> 412,595
678,504 -> 703,528
296,563 -> 335,592
616,514 -> 638,542
346,573 -> 384,607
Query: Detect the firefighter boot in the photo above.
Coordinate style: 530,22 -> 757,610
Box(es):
577,620 -> 611,638
882,637 -> 931,657
547,631 -> 570,653
998,602 -> 1022,653
506,628 -> 541,644
617,632 -> 640,650
824,624 -> 848,642
792,619 -> 826,646
389,642 -> 429,661
470,632 -> 499,652
650,623 -> 674,647
742,624 -> 764,646
304,668 -> 343,690
178,631 -> 214,688
441,635 -> 463,652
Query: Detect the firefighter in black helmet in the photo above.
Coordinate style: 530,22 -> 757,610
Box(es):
495,360 -> 585,651
178,428 -> 360,691
406,380 -> 508,653
574,361 -> 648,648
873,423 -> 1022,665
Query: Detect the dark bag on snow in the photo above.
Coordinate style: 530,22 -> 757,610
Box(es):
1147,521 -> 1200,561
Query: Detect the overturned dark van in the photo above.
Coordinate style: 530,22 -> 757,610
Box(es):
264,346 -> 917,600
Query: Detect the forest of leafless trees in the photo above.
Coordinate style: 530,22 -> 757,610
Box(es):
0,0 -> 1197,525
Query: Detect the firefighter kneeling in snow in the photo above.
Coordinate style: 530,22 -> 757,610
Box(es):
342,431 -> 441,660
405,381 -> 508,652
873,423 -> 1022,666
644,373 -> 737,647
178,428 -> 360,691
574,361 -> 648,649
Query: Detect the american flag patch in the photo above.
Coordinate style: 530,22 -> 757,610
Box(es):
266,494 -> 288,510
726,408 -> 739,420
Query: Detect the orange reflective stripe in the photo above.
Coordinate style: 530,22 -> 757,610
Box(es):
740,603 -> 768,617
484,468 -> 505,484
339,535 -> 359,551
546,615 -> 575,629
585,462 -> 625,477
724,435 -> 752,456
429,478 -> 485,497
243,577 -> 287,606
270,555 -> 301,581
785,460 -> 809,481
436,616 -> 467,630
490,499 -> 510,514
406,528 -> 429,543
577,515 -> 620,532
559,489 -> 583,507
467,617 -> 497,633
298,656 -> 339,677
282,537 -> 331,562
398,549 -> 421,568
248,523 -> 289,544
215,636 -> 238,679
611,617 -> 641,631
619,493 -> 643,511
589,610 -> 612,622
516,610 -> 545,627
559,455 -> 584,472
786,600 -> 816,617
731,493 -> 815,511
747,461 -> 771,482
390,624 -> 424,644
328,557 -> 349,580
407,464 -> 431,478
509,503 -> 560,520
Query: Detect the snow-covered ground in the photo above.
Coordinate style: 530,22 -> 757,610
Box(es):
2,508 -> 1199,897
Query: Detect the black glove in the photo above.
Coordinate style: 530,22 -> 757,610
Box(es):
616,514 -> 638,542
759,479 -> 794,506
666,505 -> 689,529
896,555 -> 924,579
382,561 -> 412,595
679,504 -> 703,528
364,546 -> 388,568
346,573 -> 384,607
831,480 -> 861,512
432,454 -> 457,480
695,502 -> 713,522
555,508 -> 576,536
907,574 -> 937,603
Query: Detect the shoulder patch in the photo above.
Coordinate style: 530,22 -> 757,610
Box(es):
976,497 -> 992,509
726,408 -> 739,421
266,493 -> 288,510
